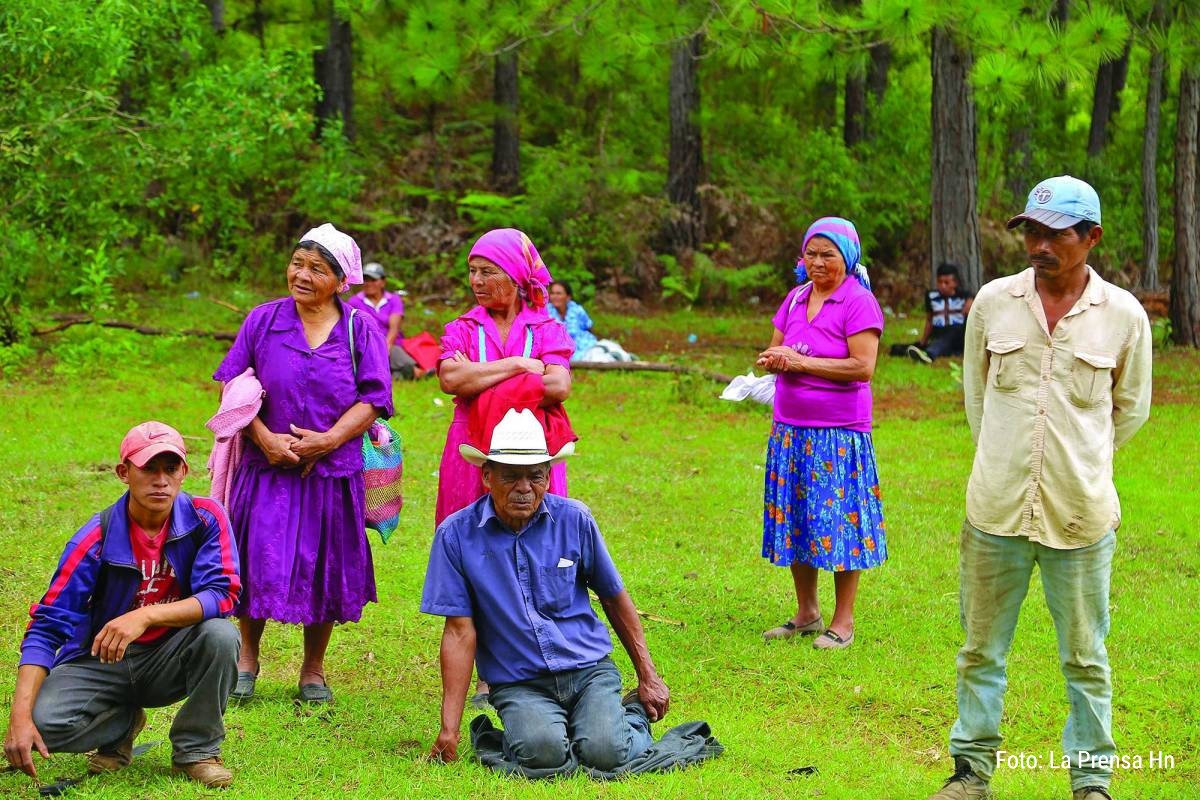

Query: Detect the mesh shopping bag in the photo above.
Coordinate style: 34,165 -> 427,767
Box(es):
362,419 -> 403,543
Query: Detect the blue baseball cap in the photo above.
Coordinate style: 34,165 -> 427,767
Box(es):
1006,175 -> 1101,230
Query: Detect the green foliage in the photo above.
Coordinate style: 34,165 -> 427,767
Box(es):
1152,316 -> 1173,349
70,243 -> 121,315
1,0 -> 1194,312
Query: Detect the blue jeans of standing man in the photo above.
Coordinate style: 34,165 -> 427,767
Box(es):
488,656 -> 653,771
950,523 -> 1116,791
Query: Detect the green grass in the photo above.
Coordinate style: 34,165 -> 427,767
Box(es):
0,304 -> 1196,799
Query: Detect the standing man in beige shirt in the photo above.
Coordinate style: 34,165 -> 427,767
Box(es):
930,176 -> 1152,800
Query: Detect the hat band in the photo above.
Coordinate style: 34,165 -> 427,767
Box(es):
488,447 -> 550,456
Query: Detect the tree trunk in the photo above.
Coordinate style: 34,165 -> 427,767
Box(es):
492,50 -> 520,194
204,0 -> 225,34
251,0 -> 266,52
868,43 -> 891,108
1087,41 -> 1130,158
1111,40 -> 1131,110
844,73 -> 867,147
314,6 -> 354,140
1139,1 -> 1168,292
665,31 -> 704,255
814,79 -> 837,132
1170,69 -> 1200,346
841,0 -> 872,146
930,27 -> 983,292
1052,0 -> 1070,130
1006,116 -> 1033,205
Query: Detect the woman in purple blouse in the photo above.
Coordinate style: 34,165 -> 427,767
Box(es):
213,224 -> 393,703
756,217 -> 887,650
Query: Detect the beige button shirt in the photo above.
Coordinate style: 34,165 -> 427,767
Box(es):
963,266 -> 1152,549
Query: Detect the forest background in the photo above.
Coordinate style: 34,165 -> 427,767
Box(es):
2,0 -> 1200,351
2,4 -> 1199,798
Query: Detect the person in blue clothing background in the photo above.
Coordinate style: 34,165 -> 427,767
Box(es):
547,281 -> 635,363
3,422 -> 242,788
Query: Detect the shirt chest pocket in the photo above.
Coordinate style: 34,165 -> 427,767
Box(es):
1069,351 -> 1116,408
533,564 -> 577,615
986,337 -> 1025,392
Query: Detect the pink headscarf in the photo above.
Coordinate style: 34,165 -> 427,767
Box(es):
468,228 -> 553,310
298,223 -> 363,287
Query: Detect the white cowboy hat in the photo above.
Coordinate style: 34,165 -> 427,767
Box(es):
459,408 -> 575,467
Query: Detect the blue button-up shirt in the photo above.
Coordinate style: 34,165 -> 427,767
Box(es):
420,493 -> 625,684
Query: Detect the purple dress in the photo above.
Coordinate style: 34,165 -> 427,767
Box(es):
434,304 -> 574,527
213,297 -> 394,624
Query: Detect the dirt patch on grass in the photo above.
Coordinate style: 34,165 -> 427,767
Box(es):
874,388 -> 962,421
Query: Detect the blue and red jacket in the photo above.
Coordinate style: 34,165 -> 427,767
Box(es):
20,492 -> 241,670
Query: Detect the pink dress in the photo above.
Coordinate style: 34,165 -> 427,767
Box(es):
434,304 -> 574,527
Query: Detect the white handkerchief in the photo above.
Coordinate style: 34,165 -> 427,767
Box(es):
557,558 -> 575,568
719,370 -> 776,405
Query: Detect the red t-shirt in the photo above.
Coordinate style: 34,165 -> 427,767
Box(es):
129,519 -> 182,644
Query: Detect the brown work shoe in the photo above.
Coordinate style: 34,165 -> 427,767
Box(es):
173,757 -> 233,788
1073,787 -> 1113,800
929,757 -> 992,799
87,708 -> 146,774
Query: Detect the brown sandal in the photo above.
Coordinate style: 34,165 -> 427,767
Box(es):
812,629 -> 854,650
762,617 -> 824,641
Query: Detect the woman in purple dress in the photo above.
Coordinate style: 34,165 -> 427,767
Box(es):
213,224 -> 393,703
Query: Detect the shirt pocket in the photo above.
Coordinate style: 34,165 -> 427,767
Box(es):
533,564 -> 577,616
986,336 -> 1026,393
1069,351 -> 1116,408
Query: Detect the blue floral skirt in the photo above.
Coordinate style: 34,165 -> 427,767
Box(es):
762,422 -> 887,572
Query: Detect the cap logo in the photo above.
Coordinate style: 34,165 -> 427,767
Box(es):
1033,187 -> 1053,204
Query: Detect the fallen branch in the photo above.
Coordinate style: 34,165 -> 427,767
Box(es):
636,610 -> 686,628
571,360 -> 733,384
208,297 -> 243,313
33,315 -> 236,341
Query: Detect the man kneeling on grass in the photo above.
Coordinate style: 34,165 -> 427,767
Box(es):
3,422 -> 241,788
422,408 -> 720,777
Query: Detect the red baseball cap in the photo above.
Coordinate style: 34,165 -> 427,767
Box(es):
119,421 -> 188,468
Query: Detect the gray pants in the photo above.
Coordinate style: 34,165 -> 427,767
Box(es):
389,344 -> 416,379
32,618 -> 239,764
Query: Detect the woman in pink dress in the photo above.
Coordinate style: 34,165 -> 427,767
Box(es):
435,228 -> 574,527
435,229 -> 574,704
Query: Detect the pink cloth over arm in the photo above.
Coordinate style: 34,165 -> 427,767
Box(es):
206,368 -> 265,507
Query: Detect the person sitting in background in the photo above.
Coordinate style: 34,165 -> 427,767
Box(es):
4,422 -> 241,788
346,261 -> 419,379
907,263 -> 973,363
547,281 -> 635,363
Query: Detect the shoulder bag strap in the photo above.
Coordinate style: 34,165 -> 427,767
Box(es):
348,308 -> 358,378
477,321 -> 533,361
477,323 -> 488,364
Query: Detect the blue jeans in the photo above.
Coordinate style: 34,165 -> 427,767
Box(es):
950,524 -> 1116,791
489,656 -> 653,771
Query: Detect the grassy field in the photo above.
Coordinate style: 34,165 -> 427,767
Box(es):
0,295 -> 1196,799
